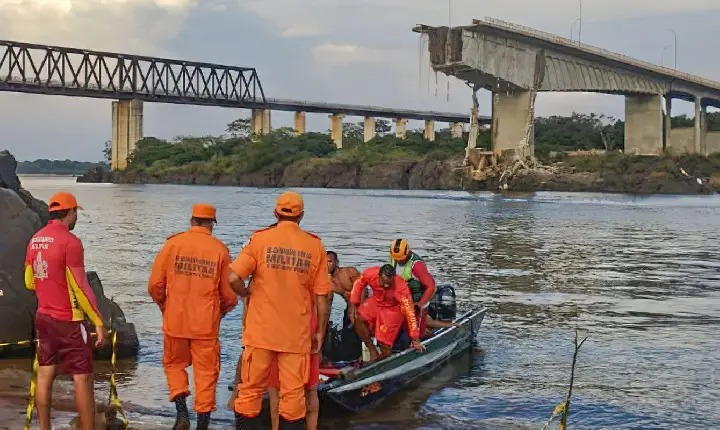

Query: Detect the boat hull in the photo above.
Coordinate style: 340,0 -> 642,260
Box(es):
318,308 -> 486,413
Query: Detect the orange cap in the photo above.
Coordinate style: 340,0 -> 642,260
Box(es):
192,204 -> 217,222
48,192 -> 83,212
275,191 -> 304,217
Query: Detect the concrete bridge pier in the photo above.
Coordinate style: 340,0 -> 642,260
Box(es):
395,119 -> 407,139
329,114 -> 344,148
695,97 -> 707,154
294,111 -> 306,135
451,122 -> 464,138
624,95 -> 663,155
252,109 -> 271,135
664,96 -> 672,150
491,91 -> 533,155
363,117 -> 376,143
111,99 -> 143,170
424,120 -> 435,142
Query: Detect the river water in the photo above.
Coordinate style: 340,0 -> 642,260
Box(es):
13,176 -> 720,429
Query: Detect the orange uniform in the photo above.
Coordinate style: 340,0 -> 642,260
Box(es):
232,193 -> 331,422
148,206 -> 238,414
350,267 -> 420,346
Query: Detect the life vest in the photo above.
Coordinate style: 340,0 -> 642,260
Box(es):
391,252 -> 427,304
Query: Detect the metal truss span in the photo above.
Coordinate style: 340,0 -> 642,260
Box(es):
0,40 -> 266,107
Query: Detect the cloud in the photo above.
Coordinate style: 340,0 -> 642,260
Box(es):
312,43 -> 394,66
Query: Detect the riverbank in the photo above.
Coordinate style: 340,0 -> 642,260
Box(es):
89,151 -> 720,195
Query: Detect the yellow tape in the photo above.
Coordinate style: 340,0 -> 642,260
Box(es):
24,352 -> 38,430
109,330 -> 128,427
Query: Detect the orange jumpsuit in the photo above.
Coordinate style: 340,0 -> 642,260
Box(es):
231,221 -> 331,422
350,267 -> 420,346
148,226 -> 238,414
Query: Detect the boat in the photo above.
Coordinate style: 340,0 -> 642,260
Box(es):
316,305 -> 487,413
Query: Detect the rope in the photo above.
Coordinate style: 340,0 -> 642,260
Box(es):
540,400 -> 568,430
10,328 -> 128,429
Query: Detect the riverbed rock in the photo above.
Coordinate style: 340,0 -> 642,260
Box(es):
77,166 -> 113,183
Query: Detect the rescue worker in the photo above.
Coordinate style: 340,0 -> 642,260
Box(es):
24,192 -> 108,430
148,204 -> 238,430
390,239 -> 458,337
229,191 -> 331,430
350,264 -> 425,362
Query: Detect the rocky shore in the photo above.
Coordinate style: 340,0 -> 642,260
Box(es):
80,153 -> 720,195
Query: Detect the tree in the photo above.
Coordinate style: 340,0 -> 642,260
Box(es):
103,140 -> 112,163
226,118 -> 252,138
375,119 -> 392,135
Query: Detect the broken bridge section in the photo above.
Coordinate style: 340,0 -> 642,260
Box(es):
414,18 -> 720,157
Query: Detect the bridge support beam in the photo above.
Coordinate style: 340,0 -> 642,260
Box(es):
395,119 -> 407,139
491,91 -> 533,156
451,122 -> 464,138
694,97 -> 707,154
363,117 -> 376,143
111,99 -> 143,171
330,114 -> 344,148
664,96 -> 672,151
294,111 -> 306,135
624,94 -> 663,155
424,120 -> 435,142
252,109 -> 271,135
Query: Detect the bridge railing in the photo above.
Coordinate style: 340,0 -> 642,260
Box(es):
478,17 -> 720,91
0,40 -> 266,105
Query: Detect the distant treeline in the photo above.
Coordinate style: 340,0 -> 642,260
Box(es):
17,159 -> 108,175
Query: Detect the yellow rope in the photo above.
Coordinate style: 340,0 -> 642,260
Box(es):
541,400 -> 568,430
109,330 -> 128,426
23,351 -> 39,430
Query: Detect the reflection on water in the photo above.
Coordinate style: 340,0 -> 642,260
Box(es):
8,176 -> 720,429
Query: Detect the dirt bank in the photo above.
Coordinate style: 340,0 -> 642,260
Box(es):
91,153 -> 720,195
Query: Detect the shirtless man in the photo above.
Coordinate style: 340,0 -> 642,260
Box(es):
327,251 -> 361,327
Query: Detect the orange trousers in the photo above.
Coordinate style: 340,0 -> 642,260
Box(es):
234,346 -> 309,421
163,335 -> 220,413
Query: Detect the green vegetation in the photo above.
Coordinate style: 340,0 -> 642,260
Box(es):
17,159 -> 108,175
125,112 -> 720,177
128,118 -> 472,176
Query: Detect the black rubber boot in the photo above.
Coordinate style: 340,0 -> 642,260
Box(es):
196,412 -> 211,430
234,412 -> 261,430
172,395 -> 191,430
279,417 -> 307,430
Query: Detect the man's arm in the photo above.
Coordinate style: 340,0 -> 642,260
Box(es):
312,245 -> 332,354
349,271 -> 369,306
66,238 -> 104,328
228,237 -> 257,298
24,245 -> 35,291
395,279 -> 421,341
148,242 -> 171,312
219,249 -> 239,316
412,261 -> 436,308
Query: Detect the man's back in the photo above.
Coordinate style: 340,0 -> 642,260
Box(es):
25,220 -> 102,326
148,226 -> 235,339
230,221 -> 330,354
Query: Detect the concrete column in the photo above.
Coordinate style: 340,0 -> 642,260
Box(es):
363,117 -> 376,143
664,96 -> 672,151
251,109 -> 271,135
424,120 -> 435,142
491,91 -> 533,155
694,97 -> 703,154
451,122 -> 464,138
329,114 -> 344,148
294,111 -> 306,136
624,94 -> 663,155
111,99 -> 143,171
395,119 -> 407,139
701,105 -> 708,155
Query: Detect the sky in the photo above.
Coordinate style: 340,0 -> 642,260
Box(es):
1,0 -> 719,161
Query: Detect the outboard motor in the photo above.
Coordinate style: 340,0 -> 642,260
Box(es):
428,284 -> 456,321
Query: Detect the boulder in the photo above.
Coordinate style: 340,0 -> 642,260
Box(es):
77,166 -> 113,183
0,151 -> 138,358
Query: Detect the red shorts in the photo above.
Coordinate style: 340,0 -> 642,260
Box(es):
268,352 -> 320,390
35,312 -> 93,375
358,300 -> 405,347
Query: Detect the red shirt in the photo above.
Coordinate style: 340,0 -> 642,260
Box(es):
350,267 -> 420,340
24,220 -> 103,327
411,260 -> 436,308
